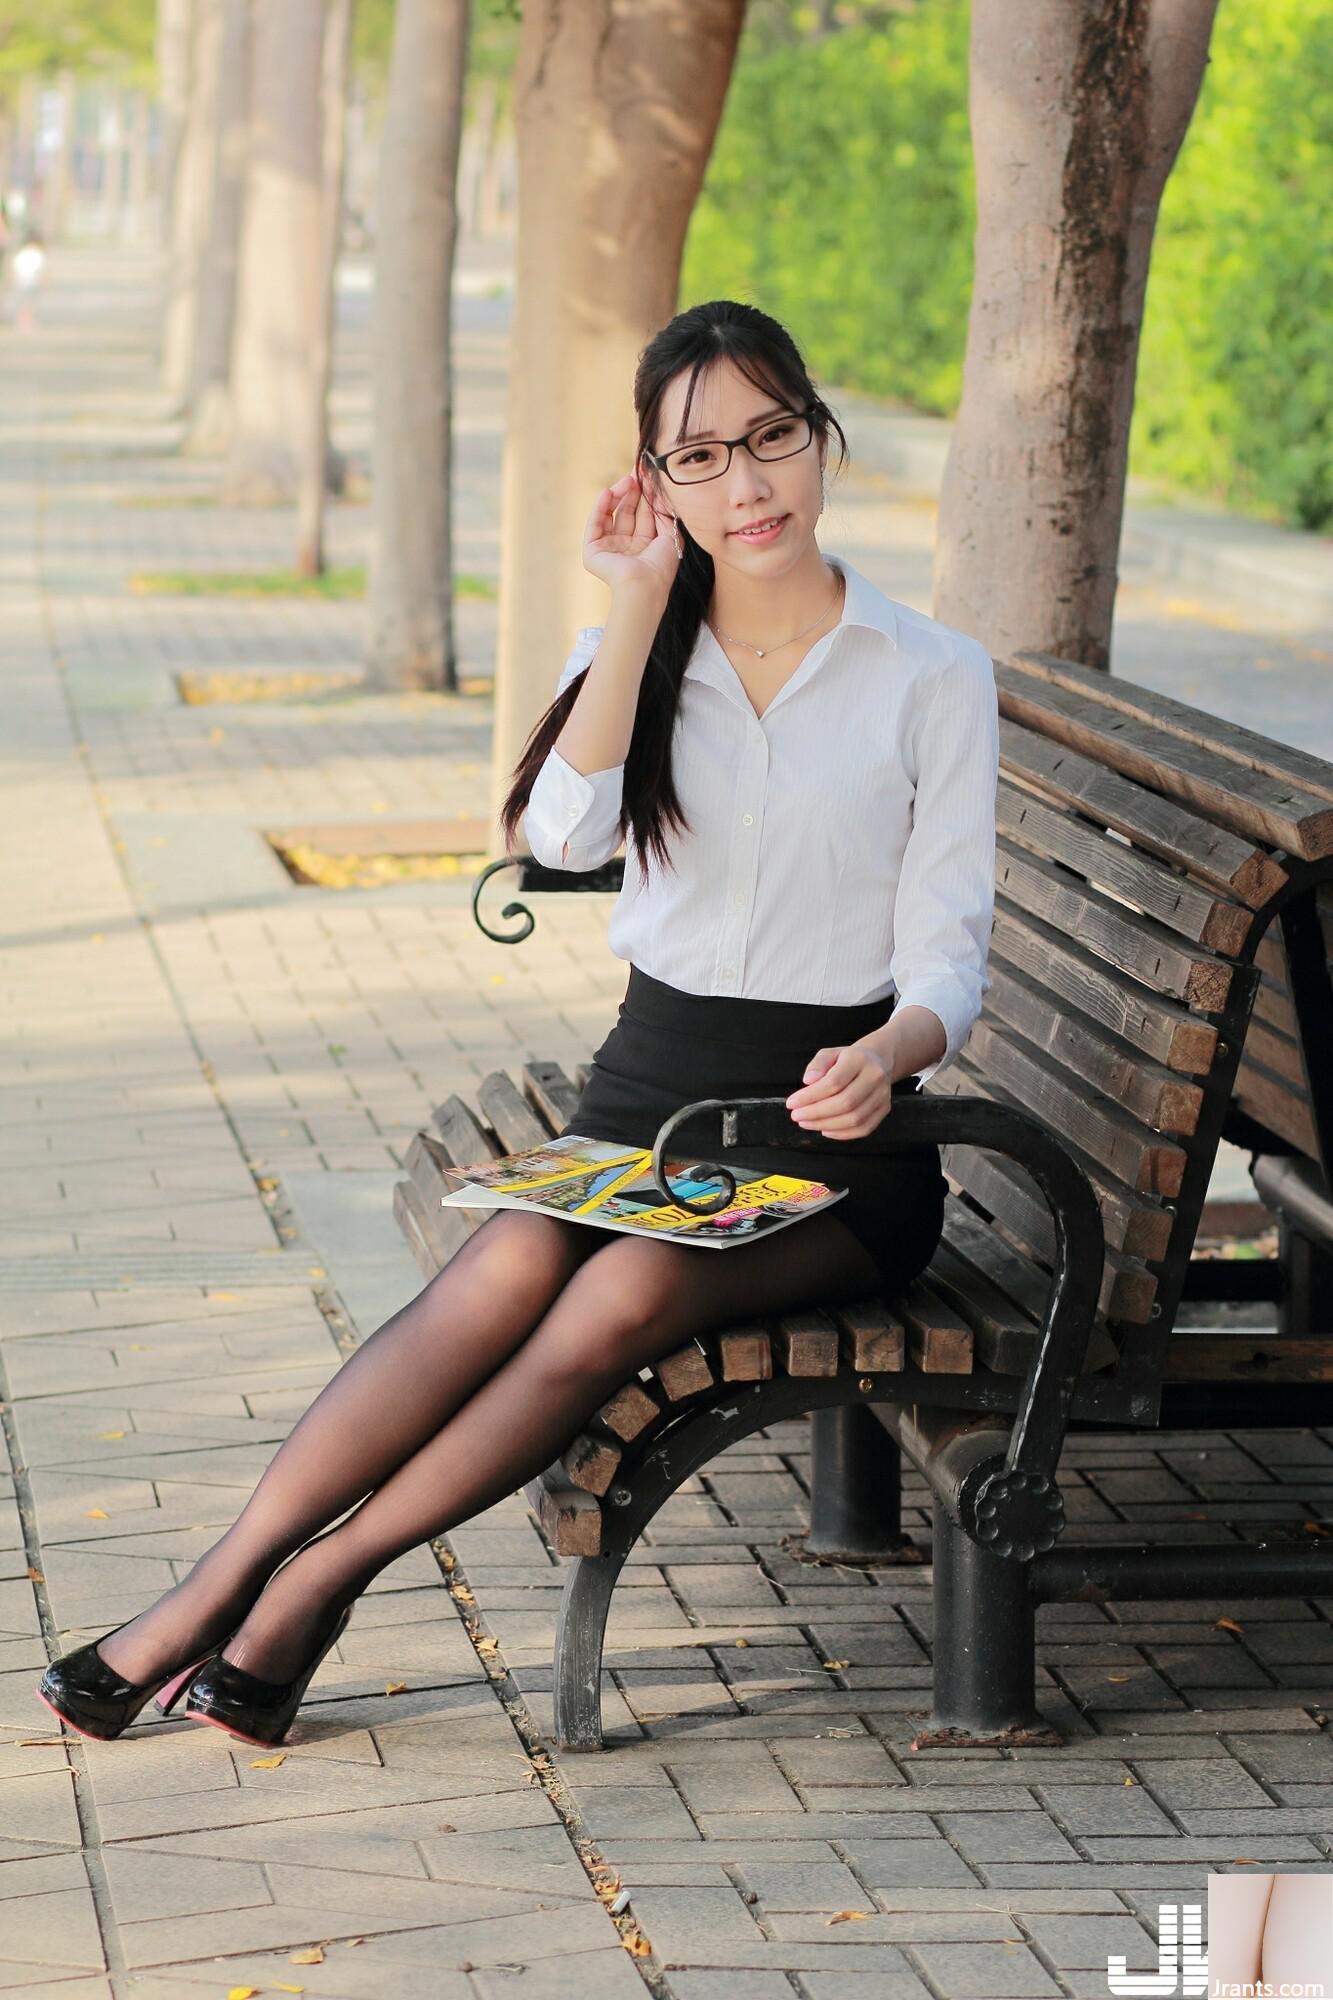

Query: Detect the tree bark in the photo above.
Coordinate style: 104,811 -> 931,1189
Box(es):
220,0 -> 326,505
295,0 -> 354,575
364,0 -> 471,688
45,71 -> 78,239
161,0 -> 223,408
489,0 -> 746,798
933,0 -> 1219,673
181,0 -> 250,454
156,0 -> 195,248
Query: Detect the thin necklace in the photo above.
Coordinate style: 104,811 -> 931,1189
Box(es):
708,562 -> 843,659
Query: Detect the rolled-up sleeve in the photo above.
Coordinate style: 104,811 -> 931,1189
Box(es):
521,625 -> 627,871
888,639 -> 999,1084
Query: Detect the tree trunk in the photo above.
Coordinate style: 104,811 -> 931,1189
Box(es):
181,0 -> 250,454
161,0 -> 223,408
45,71 -> 78,239
156,0 -> 194,248
126,88 -> 152,241
364,0 -> 471,688
933,0 -> 1218,673
489,0 -> 746,796
295,0 -> 354,576
220,0 -> 326,505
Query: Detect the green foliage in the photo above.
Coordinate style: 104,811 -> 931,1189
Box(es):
682,0 -> 974,416
0,0 -> 154,83
683,0 -> 1332,529
1131,0 -> 1332,529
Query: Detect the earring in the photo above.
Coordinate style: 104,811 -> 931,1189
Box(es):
671,518 -> 683,559
818,473 -> 827,516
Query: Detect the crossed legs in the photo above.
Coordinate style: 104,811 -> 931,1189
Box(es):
98,1205 -> 884,1688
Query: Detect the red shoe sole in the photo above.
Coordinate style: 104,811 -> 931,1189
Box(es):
35,1684 -> 119,1743
181,1704 -> 290,1750
35,1653 -> 212,1741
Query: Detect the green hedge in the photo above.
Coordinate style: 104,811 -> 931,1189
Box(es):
681,0 -> 1331,530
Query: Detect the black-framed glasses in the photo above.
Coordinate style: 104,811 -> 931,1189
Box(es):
644,402 -> 821,486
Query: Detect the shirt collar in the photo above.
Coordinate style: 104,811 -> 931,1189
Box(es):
683,551 -> 899,705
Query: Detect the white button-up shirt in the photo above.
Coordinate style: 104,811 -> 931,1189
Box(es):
520,552 -> 999,1084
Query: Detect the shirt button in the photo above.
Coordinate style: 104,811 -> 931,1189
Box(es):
721,964 -> 734,977
566,805 -> 579,816
741,813 -> 754,826
733,893 -> 745,906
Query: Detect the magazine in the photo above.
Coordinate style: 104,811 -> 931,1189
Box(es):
438,1131 -> 846,1248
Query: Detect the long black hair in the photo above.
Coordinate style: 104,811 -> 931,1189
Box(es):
498,299 -> 849,887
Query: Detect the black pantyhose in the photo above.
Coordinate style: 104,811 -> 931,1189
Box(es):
96,1205 -> 886,1688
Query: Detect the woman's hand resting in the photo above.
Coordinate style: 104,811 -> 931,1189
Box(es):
786,1045 -> 894,1140
583,468 -> 681,600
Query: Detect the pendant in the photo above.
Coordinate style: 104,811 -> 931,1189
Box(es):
755,648 -> 765,658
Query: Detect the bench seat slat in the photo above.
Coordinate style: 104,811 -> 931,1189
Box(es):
717,1324 -> 775,1379
963,1020 -> 1189,1197
1233,1057 -> 1321,1156
940,1149 -> 1157,1322
991,903 -> 1219,1074
998,659 -> 1333,862
832,1299 -> 906,1372
932,1062 -> 1174,1264
896,1278 -> 974,1372
773,1310 -> 842,1376
938,1205 -> 1121,1368
996,841 -> 1234,1012
477,1069 -> 553,1154
1011,650 -> 1333,812
998,718 -> 1285,907
998,779 -> 1253,956
983,963 -> 1204,1135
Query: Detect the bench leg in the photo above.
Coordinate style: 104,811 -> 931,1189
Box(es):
1278,1221 -> 1333,1337
801,1408 -> 920,1563
915,1498 -> 1061,1749
549,1551 -> 626,1752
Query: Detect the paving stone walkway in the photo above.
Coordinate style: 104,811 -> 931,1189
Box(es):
1,242 -> 1329,2000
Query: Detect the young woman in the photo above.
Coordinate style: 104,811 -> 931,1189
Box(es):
37,299 -> 998,1749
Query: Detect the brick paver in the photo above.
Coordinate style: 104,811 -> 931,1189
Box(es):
0,242 -> 1329,1998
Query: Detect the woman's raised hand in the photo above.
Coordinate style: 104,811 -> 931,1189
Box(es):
583,468 -> 681,599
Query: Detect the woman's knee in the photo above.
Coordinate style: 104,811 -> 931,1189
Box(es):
521,1237 -> 687,1377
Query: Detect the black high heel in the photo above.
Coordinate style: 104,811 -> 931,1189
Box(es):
182,1602 -> 353,1747
35,1622 -> 235,1742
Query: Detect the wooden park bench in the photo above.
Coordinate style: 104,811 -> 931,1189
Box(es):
397,647 -> 1333,1752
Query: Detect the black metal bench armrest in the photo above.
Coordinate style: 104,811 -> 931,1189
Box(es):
650,1092 -> 1105,1556
472,854 -> 624,944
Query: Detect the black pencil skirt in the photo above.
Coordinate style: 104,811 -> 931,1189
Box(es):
556,964 -> 947,1294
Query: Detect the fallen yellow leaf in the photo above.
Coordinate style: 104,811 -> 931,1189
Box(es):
228,1987 -> 260,1999
86,1508 -> 109,1520
827,1910 -> 872,1924
251,1752 -> 287,1768
821,1659 -> 849,1670
735,1637 -> 750,1648
623,1931 -> 651,1955
1215,1616 -> 1245,1636
27,1567 -> 43,1583
1106,1673 -> 1132,1683
385,1681 -> 408,1696
97,1431 -> 126,1441
289,1947 -> 325,1964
